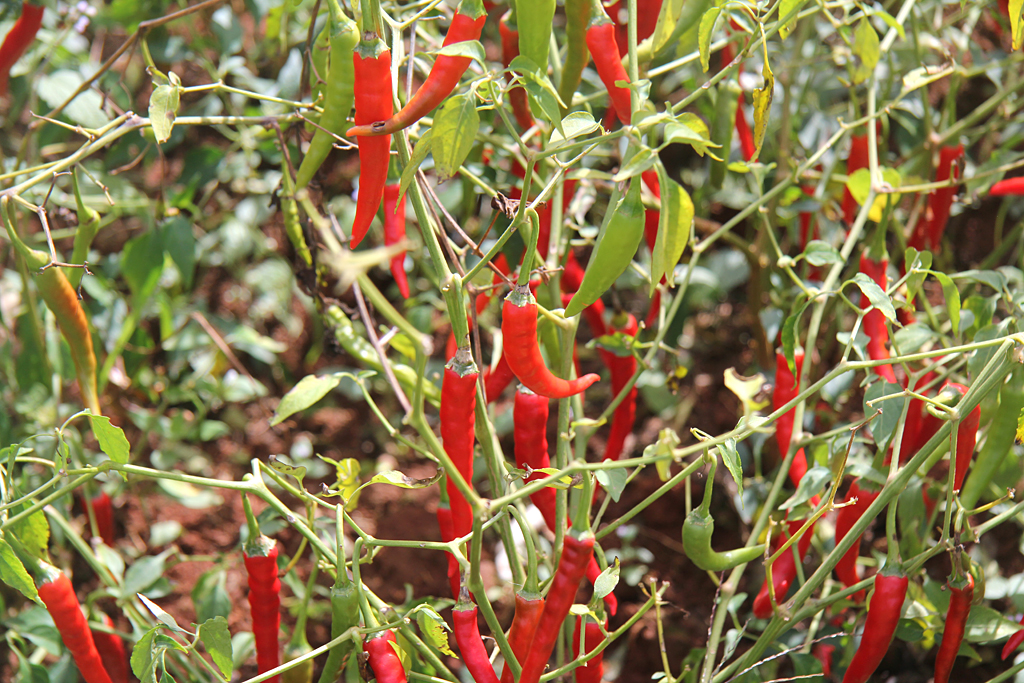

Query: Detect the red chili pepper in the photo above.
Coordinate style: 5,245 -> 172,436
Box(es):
349,37 -> 393,247
735,95 -> 755,162
813,642 -> 835,677
499,14 -> 533,130
499,592 -> 545,683
842,134 -> 869,226
502,286 -> 600,399
842,568 -> 909,683
347,2 -> 485,136
88,492 -> 116,547
453,598 -> 500,683
561,251 -> 607,337
436,502 -> 461,598
586,19 -> 632,126
92,613 -> 129,683
600,313 -> 638,462
519,534 -> 595,683
858,254 -> 897,384
484,352 -> 517,403
0,2 -> 44,95
910,145 -> 964,252
991,177 -> 1024,195
583,558 -> 618,615
572,615 -> 605,683
753,517 -> 814,619
640,170 -> 663,329
934,571 -> 973,683
442,348 -> 479,542
774,350 -> 809,487
364,631 -> 408,683
244,539 -> 282,682
1003,615 -> 1024,660
37,570 -> 115,683
940,382 -> 981,491
383,184 -> 410,299
833,480 -> 879,601
476,253 -> 511,315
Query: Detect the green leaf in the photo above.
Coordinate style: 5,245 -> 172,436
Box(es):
435,40 -> 486,65
271,374 -> 342,426
548,111 -> 599,146
803,240 -> 842,266
651,0 -> 686,54
612,147 -> 658,182
870,7 -> 905,39
89,415 -> 131,464
864,380 -> 906,450
37,71 -> 110,129
650,171 -> 693,293
124,550 -> 172,599
850,18 -> 880,85
966,604 -> 1024,643
852,272 -> 896,322
778,0 -> 803,38
399,130 -> 431,201
431,92 -> 480,182
0,536 -> 38,602
149,75 -> 181,144
903,247 -> 932,304
781,300 -> 810,374
122,229 -> 165,303
132,627 -> 159,681
139,594 -> 188,633
523,74 -> 564,133
369,469 -> 443,489
934,271 -> 961,335
594,467 -> 629,502
778,466 -> 830,509
416,607 -> 455,656
593,560 -> 620,599
664,116 -> 719,157
198,617 -> 233,680
698,7 -> 722,72
717,438 -> 743,496
751,59 -> 774,161
7,506 -> 48,562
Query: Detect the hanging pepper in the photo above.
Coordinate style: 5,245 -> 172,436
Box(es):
961,366 -> 1024,508
499,13 -> 533,130
682,456 -> 765,571
36,567 -> 114,683
710,80 -> 741,189
502,285 -> 600,398
0,2 -> 44,95
3,207 -> 101,416
1004,615 -> 1024,660
453,591 -> 500,683
934,562 -> 973,683
317,562 -> 360,683
600,312 -> 638,462
516,0 -> 556,79
347,0 -> 485,136
586,2 -> 633,126
296,0 -> 359,189
753,516 -> 814,618
558,0 -> 590,108
86,491 -> 116,547
485,352 -> 517,402
639,170 -> 663,328
442,347 -> 480,543
436,501 -> 462,599
572,615 -> 605,683
499,591 -> 545,683
69,169 -> 102,290
991,177 -> 1024,195
349,32 -> 393,247
841,567 -> 909,683
243,501 -> 282,683
945,382 -> 981,492
364,631 -> 407,683
92,613 -> 128,683
774,350 -> 809,487
382,183 -> 410,298
910,144 -> 964,253
841,134 -> 870,226
833,479 -> 879,601
518,533 -> 595,683
858,253 -> 897,384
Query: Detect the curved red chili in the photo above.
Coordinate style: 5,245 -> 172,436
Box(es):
485,351 -> 517,403
1003,614 -> 1024,660
586,20 -> 632,126
842,569 -> 909,683
92,613 -> 129,683
502,286 -> 600,399
858,254 -> 897,384
346,1 -> 485,137
833,479 -> 879,601
774,350 -> 809,487
753,517 -> 814,619
364,631 -> 407,683
244,539 -> 282,682
0,2 -> 44,95
499,14 -> 533,130
572,615 -> 605,683
349,37 -> 393,247
519,534 -> 595,683
600,313 -> 638,462
499,592 -> 545,683
442,348 -> 480,542
453,599 -> 500,683
842,134 -> 869,226
944,382 -> 980,491
37,570 -> 115,683
383,183 -> 410,298
912,144 -> 964,252
934,571 -> 973,683
991,177 -> 1024,196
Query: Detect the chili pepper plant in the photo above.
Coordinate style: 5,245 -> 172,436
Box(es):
5,0 -> 1024,682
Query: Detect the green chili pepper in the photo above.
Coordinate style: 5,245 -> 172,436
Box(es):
709,81 -> 740,190
682,455 -> 765,571
306,20 -> 332,131
296,0 -> 359,190
318,575 -> 360,683
68,169 -> 101,290
281,167 -> 313,268
324,305 -> 442,406
960,366 -> 1024,509
557,0 -> 591,110
517,0 -> 556,77
563,176 -> 645,318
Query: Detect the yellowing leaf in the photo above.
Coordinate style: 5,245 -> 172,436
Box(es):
850,19 -> 880,85
724,368 -> 770,413
1012,0 -> 1024,50
751,59 -> 774,161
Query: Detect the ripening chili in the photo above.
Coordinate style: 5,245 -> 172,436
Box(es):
453,595 -> 500,683
753,518 -> 814,618
37,568 -> 115,683
92,613 -> 129,683
349,34 -> 393,247
0,2 -> 44,95
244,535 -> 282,683
382,183 -> 410,298
991,177 -> 1024,195
572,615 -> 605,683
69,169 -> 101,290
442,347 -> 479,541
833,479 -> 879,601
364,631 -> 407,683
518,533 -> 595,683
499,591 -> 544,683
934,569 -> 973,683
586,6 -> 632,126
502,285 -> 600,398
296,0 -> 359,189
347,0 -> 485,137
682,457 -> 765,571
841,567 -> 909,683
859,253 -> 897,384
499,13 -> 533,130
